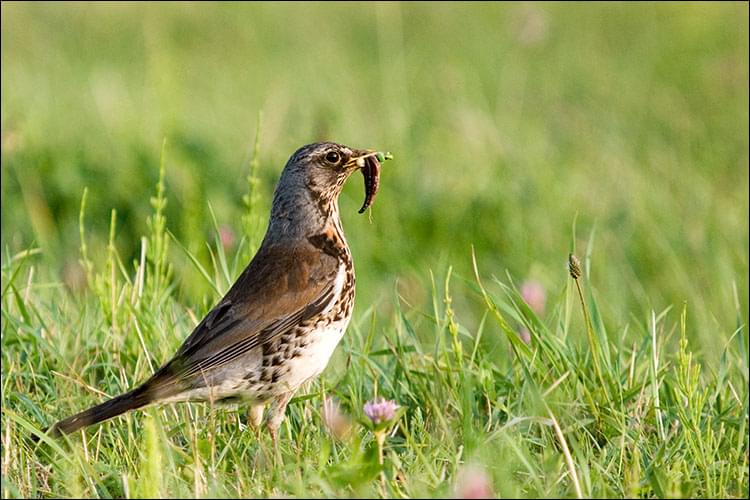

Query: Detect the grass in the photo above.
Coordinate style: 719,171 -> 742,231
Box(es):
1,2 -> 748,498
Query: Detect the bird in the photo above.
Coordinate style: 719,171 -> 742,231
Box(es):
45,142 -> 390,444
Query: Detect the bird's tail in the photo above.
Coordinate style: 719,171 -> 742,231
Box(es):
46,384 -> 153,437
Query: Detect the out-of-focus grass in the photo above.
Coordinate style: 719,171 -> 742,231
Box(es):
2,3 -> 747,358
1,2 -> 748,498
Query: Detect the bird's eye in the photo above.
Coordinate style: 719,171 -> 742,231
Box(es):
325,151 -> 340,164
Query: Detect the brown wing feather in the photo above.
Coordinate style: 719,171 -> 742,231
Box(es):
148,243 -> 339,393
182,244 -> 336,354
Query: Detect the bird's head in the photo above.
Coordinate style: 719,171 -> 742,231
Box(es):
272,142 -> 391,222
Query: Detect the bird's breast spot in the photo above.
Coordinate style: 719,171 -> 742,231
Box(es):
278,317 -> 350,390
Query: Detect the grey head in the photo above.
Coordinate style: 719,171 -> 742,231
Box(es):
265,142 -> 379,242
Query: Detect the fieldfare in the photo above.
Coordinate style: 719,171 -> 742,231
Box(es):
47,142 -> 390,444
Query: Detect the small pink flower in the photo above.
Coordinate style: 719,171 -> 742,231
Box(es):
518,327 -> 531,344
219,225 -> 236,250
363,398 -> 399,425
520,280 -> 546,315
455,465 -> 495,499
322,396 -> 351,439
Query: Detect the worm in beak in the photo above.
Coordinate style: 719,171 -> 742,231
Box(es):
354,151 -> 392,214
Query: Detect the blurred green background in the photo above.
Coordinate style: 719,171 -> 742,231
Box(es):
1,2 -> 748,360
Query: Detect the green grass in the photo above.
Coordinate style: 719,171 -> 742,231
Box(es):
1,2 -> 748,498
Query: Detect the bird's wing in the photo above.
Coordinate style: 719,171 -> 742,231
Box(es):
156,243 -> 340,382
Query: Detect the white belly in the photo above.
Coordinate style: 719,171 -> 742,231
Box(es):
276,316 -> 350,392
277,262 -> 351,391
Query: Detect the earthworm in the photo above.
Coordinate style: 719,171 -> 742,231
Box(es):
358,155 -> 381,214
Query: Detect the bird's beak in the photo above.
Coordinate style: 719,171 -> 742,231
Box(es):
345,149 -> 378,169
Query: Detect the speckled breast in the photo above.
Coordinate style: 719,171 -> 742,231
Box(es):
244,258 -> 355,401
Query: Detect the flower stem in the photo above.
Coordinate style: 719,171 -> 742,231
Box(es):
375,430 -> 386,494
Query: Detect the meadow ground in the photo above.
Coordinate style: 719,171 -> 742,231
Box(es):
1,2 -> 748,498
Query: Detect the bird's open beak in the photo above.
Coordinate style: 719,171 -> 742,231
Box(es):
345,150 -> 376,169
346,149 -> 392,214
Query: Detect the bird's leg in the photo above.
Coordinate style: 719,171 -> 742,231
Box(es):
268,426 -> 278,449
247,404 -> 265,437
265,391 -> 294,448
